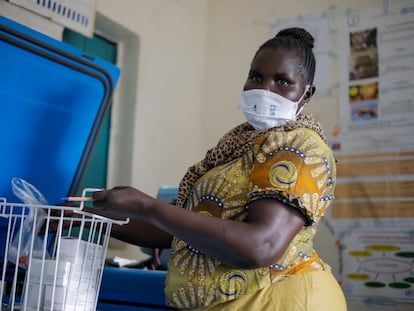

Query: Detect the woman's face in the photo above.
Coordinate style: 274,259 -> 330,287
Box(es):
243,47 -> 312,105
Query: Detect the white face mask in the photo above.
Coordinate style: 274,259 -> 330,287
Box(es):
238,86 -> 310,130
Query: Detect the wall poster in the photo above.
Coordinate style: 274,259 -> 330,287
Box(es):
332,2 -> 414,304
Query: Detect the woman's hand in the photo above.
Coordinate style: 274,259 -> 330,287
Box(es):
92,186 -> 156,220
91,186 -> 173,248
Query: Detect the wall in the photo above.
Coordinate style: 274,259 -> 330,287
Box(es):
95,0 -> 208,262
96,0 -> 207,196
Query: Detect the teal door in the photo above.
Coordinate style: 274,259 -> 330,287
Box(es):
63,29 -> 117,194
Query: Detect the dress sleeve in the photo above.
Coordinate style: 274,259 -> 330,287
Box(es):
248,128 -> 336,225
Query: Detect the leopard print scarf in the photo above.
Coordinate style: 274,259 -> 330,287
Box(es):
176,113 -> 328,207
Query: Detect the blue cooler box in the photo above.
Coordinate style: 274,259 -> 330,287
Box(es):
0,15 -> 172,311
0,12 -> 119,263
0,15 -> 121,308
0,16 -> 119,205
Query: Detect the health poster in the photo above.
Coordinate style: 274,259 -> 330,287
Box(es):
331,2 -> 414,304
334,5 -> 414,155
340,227 -> 414,302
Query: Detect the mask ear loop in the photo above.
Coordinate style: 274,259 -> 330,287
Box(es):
295,84 -> 311,116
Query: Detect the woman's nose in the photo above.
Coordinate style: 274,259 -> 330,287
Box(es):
258,80 -> 273,91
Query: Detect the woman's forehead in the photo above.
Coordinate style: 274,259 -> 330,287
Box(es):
251,48 -> 300,74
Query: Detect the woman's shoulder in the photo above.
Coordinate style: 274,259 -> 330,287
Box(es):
256,127 -> 331,155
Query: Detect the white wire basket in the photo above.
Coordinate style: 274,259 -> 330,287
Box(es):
0,190 -> 128,311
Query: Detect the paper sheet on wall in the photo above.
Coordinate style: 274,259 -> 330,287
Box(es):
334,5 -> 414,155
330,1 -> 414,304
339,223 -> 414,303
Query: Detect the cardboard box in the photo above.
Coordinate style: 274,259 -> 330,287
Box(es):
43,285 -> 67,311
23,238 -> 104,310
27,258 -> 72,286
24,282 -> 44,308
56,237 -> 104,310
23,259 -> 71,309
43,285 -> 96,311
57,237 -> 104,290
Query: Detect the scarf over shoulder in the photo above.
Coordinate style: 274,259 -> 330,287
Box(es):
176,114 -> 328,208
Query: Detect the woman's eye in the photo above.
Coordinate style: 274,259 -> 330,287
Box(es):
276,79 -> 289,86
249,74 -> 262,83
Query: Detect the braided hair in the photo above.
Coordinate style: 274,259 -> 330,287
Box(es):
256,27 -> 316,84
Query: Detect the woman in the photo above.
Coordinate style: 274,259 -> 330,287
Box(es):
93,28 -> 347,310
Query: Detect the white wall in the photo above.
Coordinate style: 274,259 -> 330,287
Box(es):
96,0 -> 207,196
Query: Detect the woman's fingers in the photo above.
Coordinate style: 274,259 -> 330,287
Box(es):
92,189 -> 108,201
90,186 -> 153,220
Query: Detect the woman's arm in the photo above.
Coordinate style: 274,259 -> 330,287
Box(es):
110,219 -> 173,249
93,187 -> 305,269
149,197 -> 305,268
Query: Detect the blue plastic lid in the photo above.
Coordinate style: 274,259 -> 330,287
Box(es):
0,16 -> 120,204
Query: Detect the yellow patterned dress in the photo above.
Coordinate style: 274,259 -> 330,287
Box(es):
164,128 -> 343,310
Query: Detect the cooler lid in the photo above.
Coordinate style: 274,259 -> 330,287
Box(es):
0,16 -> 120,204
